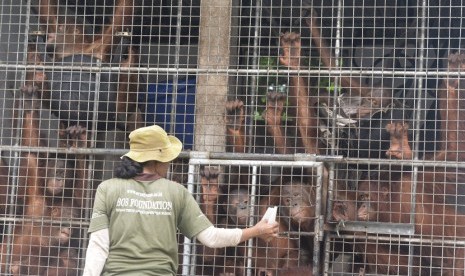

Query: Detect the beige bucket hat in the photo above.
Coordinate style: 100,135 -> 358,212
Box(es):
123,125 -> 183,163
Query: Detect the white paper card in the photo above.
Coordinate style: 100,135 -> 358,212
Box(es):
262,206 -> 277,224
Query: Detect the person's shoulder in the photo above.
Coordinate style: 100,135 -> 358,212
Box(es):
159,178 -> 184,187
98,178 -> 130,188
159,178 -> 188,191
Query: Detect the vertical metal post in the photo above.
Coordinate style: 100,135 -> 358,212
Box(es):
325,0 -> 344,221
246,0 -> 263,151
312,164 -> 324,275
80,54 -> 103,268
169,0 -> 184,135
182,162 -> 195,276
324,2 -> 344,274
2,0 -> 32,273
407,1 -> 428,275
246,165 -> 258,276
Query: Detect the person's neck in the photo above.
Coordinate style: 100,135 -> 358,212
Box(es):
134,173 -> 162,181
143,162 -> 167,178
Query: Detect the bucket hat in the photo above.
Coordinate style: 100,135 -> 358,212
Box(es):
123,125 -> 182,163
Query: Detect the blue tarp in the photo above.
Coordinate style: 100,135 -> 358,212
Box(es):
144,77 -> 196,150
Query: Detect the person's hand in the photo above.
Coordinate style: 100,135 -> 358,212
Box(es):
254,218 -> 279,242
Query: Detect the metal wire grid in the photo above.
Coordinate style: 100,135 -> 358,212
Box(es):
0,1 -> 464,275
181,158 -> 324,276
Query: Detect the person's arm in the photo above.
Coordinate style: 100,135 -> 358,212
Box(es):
239,218 -> 278,243
83,228 -> 110,276
196,218 -> 278,248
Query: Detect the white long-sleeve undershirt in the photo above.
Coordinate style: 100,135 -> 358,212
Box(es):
82,228 -> 110,276
196,225 -> 243,248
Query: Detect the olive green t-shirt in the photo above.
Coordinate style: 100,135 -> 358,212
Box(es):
88,177 -> 213,275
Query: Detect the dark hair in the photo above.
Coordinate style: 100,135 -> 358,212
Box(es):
114,156 -> 144,179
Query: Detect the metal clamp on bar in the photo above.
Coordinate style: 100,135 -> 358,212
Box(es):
293,153 -> 345,162
333,221 -> 415,236
29,30 -> 46,36
188,151 -> 211,160
115,31 -> 132,37
293,153 -> 318,161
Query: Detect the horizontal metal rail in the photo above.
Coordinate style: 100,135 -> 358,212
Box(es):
327,232 -> 465,247
328,221 -> 415,236
2,62 -> 464,78
2,145 -> 465,168
0,216 -> 90,227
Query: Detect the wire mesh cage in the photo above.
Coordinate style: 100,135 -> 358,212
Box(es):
0,0 -> 465,275
181,159 -> 324,275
